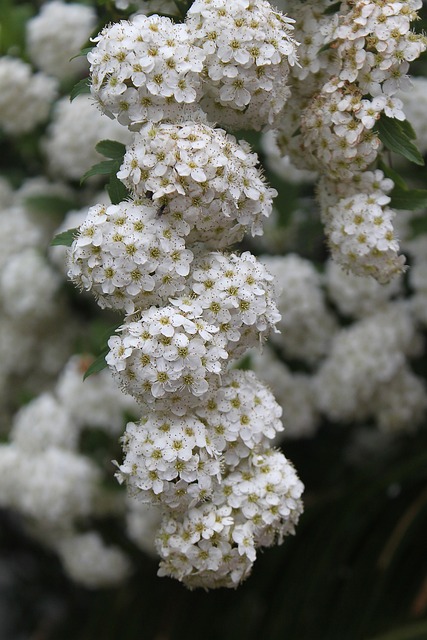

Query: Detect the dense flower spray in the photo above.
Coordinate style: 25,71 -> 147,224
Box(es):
68,0 -> 304,588
272,0 -> 427,283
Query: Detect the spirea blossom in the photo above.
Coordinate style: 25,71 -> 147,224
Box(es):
63,2 -> 304,590
88,14 -> 206,126
301,86 -> 382,180
186,0 -> 298,130
186,251 -> 281,359
0,57 -> 57,135
272,0 -> 426,283
11,393 -> 79,453
26,0 -> 97,80
313,304 -> 420,422
117,122 -> 276,245
106,305 -> 228,405
117,412 -> 222,510
322,191 -> 406,283
68,199 -> 193,313
44,95 -> 132,181
260,254 -> 336,364
156,449 -> 304,589
333,0 -> 426,96
57,533 -> 131,588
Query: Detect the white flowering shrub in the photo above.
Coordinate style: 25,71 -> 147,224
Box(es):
1,0 -> 427,636
65,0 -> 304,587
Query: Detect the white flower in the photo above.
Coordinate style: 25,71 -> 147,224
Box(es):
27,0 -> 96,80
186,0 -> 298,130
57,533 -> 131,588
0,57 -> 57,135
89,14 -> 205,126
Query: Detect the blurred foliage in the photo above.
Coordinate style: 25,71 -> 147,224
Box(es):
1,424 -> 427,639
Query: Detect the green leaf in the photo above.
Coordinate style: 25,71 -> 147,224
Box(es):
107,173 -> 129,205
80,159 -> 117,183
70,77 -> 90,102
25,195 -> 78,217
398,118 -> 417,141
83,350 -> 109,380
50,228 -> 78,247
323,1 -> 341,15
83,320 -> 123,380
69,46 -> 93,62
0,1 -> 34,56
410,215 -> 427,236
318,40 -> 336,53
96,139 -> 127,160
368,620 -> 427,640
173,0 -> 194,18
376,115 -> 424,166
377,158 -> 407,190
390,187 -> 427,211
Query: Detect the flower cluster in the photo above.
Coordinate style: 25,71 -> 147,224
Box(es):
186,0 -> 298,130
273,0 -> 427,283
88,15 -> 206,126
0,353 -> 136,588
156,448 -> 302,589
44,95 -> 132,181
66,0 -> 304,589
313,303 -> 419,422
116,122 -> 276,245
26,0 -> 96,80
88,0 -> 298,131
0,57 -> 57,135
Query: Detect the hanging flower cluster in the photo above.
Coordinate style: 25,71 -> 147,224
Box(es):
273,0 -> 427,283
67,0 -> 303,589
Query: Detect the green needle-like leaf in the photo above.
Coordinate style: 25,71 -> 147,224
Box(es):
83,350 -> 109,380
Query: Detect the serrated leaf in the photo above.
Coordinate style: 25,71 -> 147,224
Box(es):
376,115 -> 424,166
83,350 -> 108,380
108,173 -> 129,205
323,1 -> 341,15
50,228 -> 78,247
70,77 -> 90,102
377,158 -> 407,190
80,159 -> 117,183
96,139 -> 127,160
25,195 -> 78,216
390,187 -> 427,211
